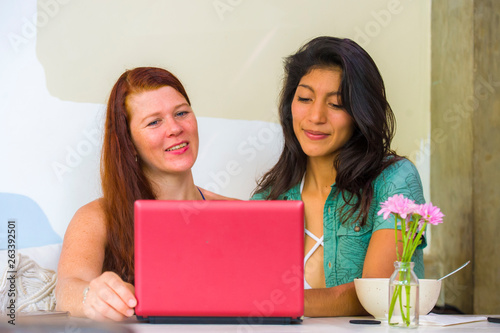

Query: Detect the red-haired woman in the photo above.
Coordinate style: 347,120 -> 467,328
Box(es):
55,67 -> 230,321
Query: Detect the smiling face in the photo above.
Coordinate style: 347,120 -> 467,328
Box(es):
127,86 -> 199,178
291,67 -> 355,163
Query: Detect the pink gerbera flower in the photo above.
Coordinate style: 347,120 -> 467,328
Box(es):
415,202 -> 444,225
378,194 -> 417,220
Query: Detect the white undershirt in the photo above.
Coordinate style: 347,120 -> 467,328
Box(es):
301,176 -> 324,290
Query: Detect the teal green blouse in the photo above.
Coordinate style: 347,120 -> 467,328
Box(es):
251,158 -> 426,287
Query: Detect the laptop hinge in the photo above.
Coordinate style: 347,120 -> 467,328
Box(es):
136,315 -> 303,325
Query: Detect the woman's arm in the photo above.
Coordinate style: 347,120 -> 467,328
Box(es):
304,228 -> 402,317
304,282 -> 366,317
363,228 -> 403,277
55,199 -> 136,321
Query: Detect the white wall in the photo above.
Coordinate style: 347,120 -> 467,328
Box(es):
0,0 -> 430,245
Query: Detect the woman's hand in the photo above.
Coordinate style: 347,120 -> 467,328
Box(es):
82,271 -> 137,321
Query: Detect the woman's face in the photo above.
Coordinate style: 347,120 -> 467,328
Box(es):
127,86 -> 199,177
291,67 -> 355,162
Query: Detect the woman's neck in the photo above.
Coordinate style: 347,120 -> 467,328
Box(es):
304,156 -> 337,195
145,169 -> 200,200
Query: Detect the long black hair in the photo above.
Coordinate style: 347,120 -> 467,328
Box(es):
254,36 -> 401,226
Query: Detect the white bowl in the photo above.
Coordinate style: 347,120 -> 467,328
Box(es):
354,278 -> 441,319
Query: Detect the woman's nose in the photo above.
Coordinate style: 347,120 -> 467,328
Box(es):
165,118 -> 183,137
308,102 -> 327,124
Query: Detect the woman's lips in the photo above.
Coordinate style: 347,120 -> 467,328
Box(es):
304,130 -> 329,140
165,142 -> 189,154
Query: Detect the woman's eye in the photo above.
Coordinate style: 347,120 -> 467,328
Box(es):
329,103 -> 343,109
147,120 -> 160,127
297,97 -> 311,102
176,111 -> 188,117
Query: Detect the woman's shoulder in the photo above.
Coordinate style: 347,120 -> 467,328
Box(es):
374,157 -> 424,204
377,157 -> 420,182
68,198 -> 107,233
250,183 -> 300,200
62,198 -> 108,253
250,188 -> 271,200
74,198 -> 106,218
198,188 -> 239,201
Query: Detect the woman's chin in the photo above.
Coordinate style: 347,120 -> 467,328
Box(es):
143,161 -> 196,178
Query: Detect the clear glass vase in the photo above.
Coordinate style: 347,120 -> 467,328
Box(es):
388,261 -> 419,328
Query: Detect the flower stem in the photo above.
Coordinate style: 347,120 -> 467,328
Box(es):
401,217 -> 408,260
405,270 -> 411,326
394,217 -> 400,262
389,284 -> 400,323
408,221 -> 428,258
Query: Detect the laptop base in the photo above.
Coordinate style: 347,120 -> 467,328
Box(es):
136,315 -> 303,325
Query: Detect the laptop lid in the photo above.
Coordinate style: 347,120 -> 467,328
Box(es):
134,200 -> 304,323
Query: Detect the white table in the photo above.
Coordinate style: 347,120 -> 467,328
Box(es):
125,315 -> 497,333
6,315 -> 498,332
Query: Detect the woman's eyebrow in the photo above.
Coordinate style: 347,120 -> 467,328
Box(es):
141,103 -> 190,119
173,102 -> 190,110
297,84 -> 314,92
297,84 -> 339,96
137,111 -> 162,125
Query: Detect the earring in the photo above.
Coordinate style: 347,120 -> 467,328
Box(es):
135,155 -> 138,162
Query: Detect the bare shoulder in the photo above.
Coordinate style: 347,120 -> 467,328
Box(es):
58,198 -> 108,280
71,198 -> 106,228
198,188 -> 239,201
64,198 -> 107,243
75,197 -> 105,217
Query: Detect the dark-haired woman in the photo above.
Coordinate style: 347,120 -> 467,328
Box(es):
252,37 -> 426,317
55,67 -> 230,321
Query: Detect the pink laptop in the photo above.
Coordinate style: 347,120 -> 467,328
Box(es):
134,200 -> 304,324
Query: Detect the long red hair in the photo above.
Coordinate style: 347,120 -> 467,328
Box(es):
101,67 -> 191,284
